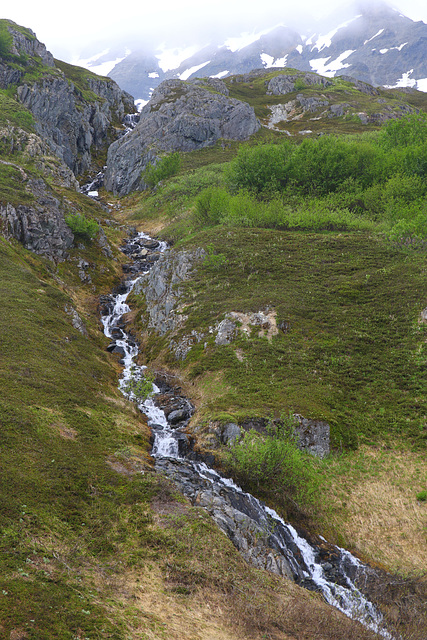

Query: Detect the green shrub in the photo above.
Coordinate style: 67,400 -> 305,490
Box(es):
65,213 -> 99,240
380,112 -> 427,149
293,78 -> 306,91
225,141 -> 293,194
226,417 -> 320,513
286,136 -> 383,195
0,23 -> 12,59
416,490 -> 427,502
194,187 -> 229,226
122,367 -> 154,402
143,152 -> 181,188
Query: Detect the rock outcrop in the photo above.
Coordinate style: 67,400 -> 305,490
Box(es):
104,79 -> 260,195
266,73 -> 333,95
16,75 -> 134,175
133,247 -> 206,335
155,457 -> 295,580
0,20 -> 135,176
0,178 -> 74,259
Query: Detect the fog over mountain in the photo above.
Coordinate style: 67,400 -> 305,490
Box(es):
59,1 -> 427,103
2,0 -> 426,61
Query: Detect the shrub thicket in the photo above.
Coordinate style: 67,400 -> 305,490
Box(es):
226,417 -> 320,516
188,115 -> 427,239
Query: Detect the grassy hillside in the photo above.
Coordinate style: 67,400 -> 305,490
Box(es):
115,104 -> 427,629
1,63 -> 427,638
0,221 -> 390,640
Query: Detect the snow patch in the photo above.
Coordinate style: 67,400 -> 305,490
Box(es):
364,29 -> 384,45
148,72 -> 159,78
309,50 -> 355,77
224,27 -> 273,52
376,43 -> 408,55
260,53 -> 288,68
296,45 -> 303,54
385,69 -> 416,89
210,70 -> 229,79
156,45 -> 200,72
417,78 -> 427,92
179,61 -> 211,81
311,17 -> 360,52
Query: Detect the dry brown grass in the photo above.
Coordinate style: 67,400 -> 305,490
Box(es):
323,446 -> 427,574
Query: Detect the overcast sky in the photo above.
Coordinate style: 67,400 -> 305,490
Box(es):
2,0 -> 427,60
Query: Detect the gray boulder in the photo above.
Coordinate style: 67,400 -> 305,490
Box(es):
104,79 -> 260,195
293,414 -> 330,459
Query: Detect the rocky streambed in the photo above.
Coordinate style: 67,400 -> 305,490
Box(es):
100,229 -> 393,639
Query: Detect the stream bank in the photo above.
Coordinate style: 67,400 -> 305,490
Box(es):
101,229 -> 393,639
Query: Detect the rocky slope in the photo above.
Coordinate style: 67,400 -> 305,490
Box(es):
0,20 -> 135,176
103,67 -> 423,199
104,78 -> 260,196
0,20 -> 136,259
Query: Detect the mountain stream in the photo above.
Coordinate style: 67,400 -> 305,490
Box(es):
101,231 -> 392,639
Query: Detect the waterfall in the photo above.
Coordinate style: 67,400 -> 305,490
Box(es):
102,230 -> 392,639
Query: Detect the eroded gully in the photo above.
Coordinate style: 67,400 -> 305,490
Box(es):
100,230 -> 392,639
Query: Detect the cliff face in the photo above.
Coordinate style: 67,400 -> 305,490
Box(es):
16,72 -> 134,175
104,78 -> 260,196
0,20 -> 135,176
0,180 -> 74,259
0,20 -> 135,259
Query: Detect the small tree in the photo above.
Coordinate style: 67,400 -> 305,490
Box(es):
122,366 -> 154,402
65,213 -> 99,241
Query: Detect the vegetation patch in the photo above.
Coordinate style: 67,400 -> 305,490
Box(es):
0,91 -> 35,131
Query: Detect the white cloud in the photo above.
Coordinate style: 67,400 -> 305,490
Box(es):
1,0 -> 427,64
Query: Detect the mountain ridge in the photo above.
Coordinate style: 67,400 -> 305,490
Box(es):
91,2 -> 427,101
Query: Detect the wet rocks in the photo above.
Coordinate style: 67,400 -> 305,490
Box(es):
154,392 -> 194,429
155,457 -> 295,580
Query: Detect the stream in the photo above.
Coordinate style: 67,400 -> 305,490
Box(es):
100,230 -> 392,639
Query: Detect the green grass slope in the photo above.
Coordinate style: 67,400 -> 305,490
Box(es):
0,215 -> 388,640
118,108 -> 427,615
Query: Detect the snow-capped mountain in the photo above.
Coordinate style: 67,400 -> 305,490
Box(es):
76,1 -> 427,102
